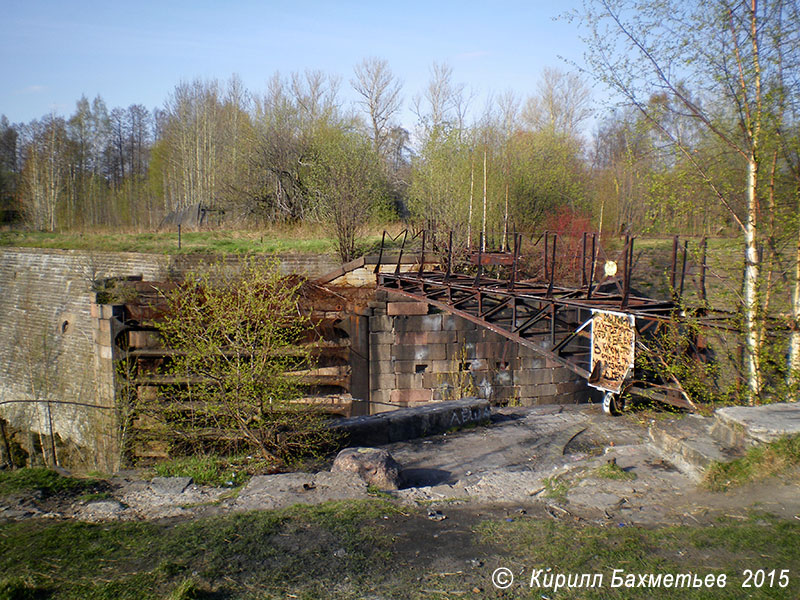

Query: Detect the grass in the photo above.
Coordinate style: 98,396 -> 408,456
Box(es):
0,224 -> 406,257
594,460 -> 638,481
0,501 -> 798,599
151,455 -> 270,487
0,468 -> 98,497
0,499 -> 398,600
475,512 -> 800,599
542,475 -> 570,502
704,434 -> 800,492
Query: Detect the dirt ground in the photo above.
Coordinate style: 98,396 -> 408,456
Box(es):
3,404 -> 799,527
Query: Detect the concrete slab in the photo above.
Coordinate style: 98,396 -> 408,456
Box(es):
715,402 -> 800,444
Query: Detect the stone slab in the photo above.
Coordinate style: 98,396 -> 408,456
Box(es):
714,402 -> 800,444
149,476 -> 193,495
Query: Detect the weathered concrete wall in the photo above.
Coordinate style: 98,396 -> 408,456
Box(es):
0,247 -> 338,471
368,293 -> 589,414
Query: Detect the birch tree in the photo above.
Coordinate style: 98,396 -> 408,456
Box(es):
351,57 -> 403,157
575,0 -> 799,402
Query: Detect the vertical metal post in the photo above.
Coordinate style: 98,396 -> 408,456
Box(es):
395,230 -> 408,275
621,234 -> 631,308
543,231 -> 549,282
474,232 -> 484,287
418,230 -> 426,278
670,235 -> 679,298
374,230 -> 387,274
700,237 -> 708,307
679,239 -> 688,301
587,233 -> 597,300
510,232 -> 521,290
446,230 -> 453,281
581,232 -> 588,288
547,234 -> 557,297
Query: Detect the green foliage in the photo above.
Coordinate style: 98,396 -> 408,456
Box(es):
306,126 -> 388,262
542,475 -> 570,502
704,435 -> 800,492
0,468 -> 96,497
0,499 -> 395,599
594,461 -> 637,481
138,257 -> 338,464
151,454 -> 260,487
635,319 -> 734,406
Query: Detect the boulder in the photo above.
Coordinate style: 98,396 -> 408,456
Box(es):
331,447 -> 401,490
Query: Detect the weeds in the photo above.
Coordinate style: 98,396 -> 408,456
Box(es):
705,434 -> 800,491
594,460 -> 638,481
542,475 -> 570,502
0,468 -> 97,497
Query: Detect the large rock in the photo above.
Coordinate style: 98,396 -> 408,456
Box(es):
331,447 -> 401,490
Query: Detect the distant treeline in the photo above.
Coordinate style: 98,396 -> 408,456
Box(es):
0,58 -> 795,256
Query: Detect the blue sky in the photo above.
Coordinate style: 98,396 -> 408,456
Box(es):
2,0 -> 593,130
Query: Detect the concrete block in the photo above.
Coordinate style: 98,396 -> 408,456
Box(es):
370,344 -> 393,362
98,344 -> 114,360
369,332 -> 394,346
396,372 -> 424,389
430,360 -> 454,372
98,319 -> 111,334
552,368 -> 581,384
393,344 -> 447,362
370,373 -> 396,390
392,360 -> 420,374
467,358 -> 490,372
422,372 -> 451,389
369,389 -> 392,407
449,315 -> 476,331
493,369 -> 514,386
447,342 -> 476,360
90,303 -> 100,318
390,389 -> 432,404
425,330 -> 459,344
387,302 -> 428,316
514,369 -> 552,386
459,329 -> 487,344
396,331 -> 429,346
369,315 -> 394,332
418,314 -> 443,331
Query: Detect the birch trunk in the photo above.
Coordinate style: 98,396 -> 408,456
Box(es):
743,156 -> 761,403
789,184 -> 800,389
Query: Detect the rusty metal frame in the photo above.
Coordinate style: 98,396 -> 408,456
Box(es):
375,229 -> 732,412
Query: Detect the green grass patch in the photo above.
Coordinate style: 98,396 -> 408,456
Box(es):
1,501 -> 798,599
0,468 -> 97,497
0,499 -> 397,599
594,461 -> 638,481
475,513 -> 800,599
151,455 -> 263,487
704,434 -> 800,491
542,475 -> 570,502
0,226 -> 402,257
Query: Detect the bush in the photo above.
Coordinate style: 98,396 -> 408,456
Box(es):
131,257 -> 339,465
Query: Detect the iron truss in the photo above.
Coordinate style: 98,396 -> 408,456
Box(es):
375,230 -> 734,412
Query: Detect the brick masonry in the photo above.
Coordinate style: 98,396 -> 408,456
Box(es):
0,247 -> 338,471
367,294 -> 589,414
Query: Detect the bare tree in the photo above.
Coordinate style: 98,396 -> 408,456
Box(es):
351,57 -> 403,157
522,67 -> 593,138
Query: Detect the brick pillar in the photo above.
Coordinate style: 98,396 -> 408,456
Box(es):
91,302 -> 123,472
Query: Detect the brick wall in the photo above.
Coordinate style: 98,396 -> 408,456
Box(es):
367,293 -> 589,414
0,247 -> 338,471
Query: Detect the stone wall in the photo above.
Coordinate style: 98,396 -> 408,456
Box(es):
0,247 -> 338,471
367,293 -> 589,414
